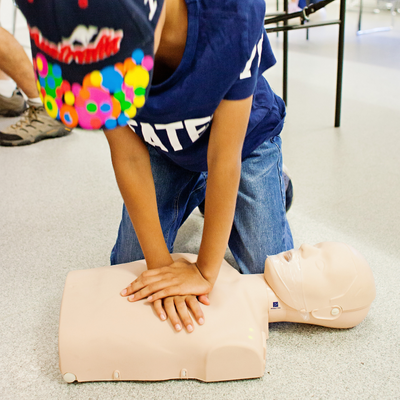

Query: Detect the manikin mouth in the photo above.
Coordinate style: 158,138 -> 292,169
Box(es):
265,250 -> 293,269
267,250 -> 310,321
282,250 -> 293,262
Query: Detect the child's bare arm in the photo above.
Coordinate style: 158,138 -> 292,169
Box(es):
123,96 -> 253,300
104,124 -> 173,269
106,95 -> 252,332
197,96 -> 253,282
104,125 -> 209,331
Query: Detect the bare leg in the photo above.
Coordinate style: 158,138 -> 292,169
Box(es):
0,28 -> 71,146
0,68 -> 18,98
0,69 -> 10,80
0,27 -> 38,98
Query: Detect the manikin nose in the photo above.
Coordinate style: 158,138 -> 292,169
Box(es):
299,243 -> 321,258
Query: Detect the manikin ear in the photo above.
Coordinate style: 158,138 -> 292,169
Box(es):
310,305 -> 343,320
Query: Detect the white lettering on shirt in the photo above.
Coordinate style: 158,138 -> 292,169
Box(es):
144,0 -> 157,21
155,122 -> 184,151
128,116 -> 213,152
129,120 -> 168,151
184,116 -> 212,142
240,45 -> 256,80
257,34 -> 263,68
240,34 -> 264,79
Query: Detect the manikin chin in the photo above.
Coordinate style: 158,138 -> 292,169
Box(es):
59,242 -> 376,383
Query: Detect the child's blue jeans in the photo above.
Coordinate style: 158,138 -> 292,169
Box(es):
110,134 -> 293,274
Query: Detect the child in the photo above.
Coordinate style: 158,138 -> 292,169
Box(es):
17,0 -> 293,333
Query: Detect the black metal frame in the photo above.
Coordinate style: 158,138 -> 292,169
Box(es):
265,0 -> 346,127
357,0 -> 395,35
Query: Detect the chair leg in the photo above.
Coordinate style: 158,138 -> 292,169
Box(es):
12,2 -> 18,36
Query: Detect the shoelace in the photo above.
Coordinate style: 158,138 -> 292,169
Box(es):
10,106 -> 42,130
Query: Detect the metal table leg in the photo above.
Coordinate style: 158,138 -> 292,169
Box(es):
335,0 -> 346,127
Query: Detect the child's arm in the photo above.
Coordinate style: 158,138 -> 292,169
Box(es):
197,96 -> 253,282
123,96 -> 253,301
104,124 -> 174,270
104,124 -> 212,331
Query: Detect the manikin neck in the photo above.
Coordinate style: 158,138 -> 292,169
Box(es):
237,273 -> 307,327
265,285 -> 310,324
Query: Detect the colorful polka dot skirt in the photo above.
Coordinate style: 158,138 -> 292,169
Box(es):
35,48 -> 154,130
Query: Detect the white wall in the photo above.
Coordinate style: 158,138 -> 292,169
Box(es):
0,0 -> 28,34
0,0 -> 30,51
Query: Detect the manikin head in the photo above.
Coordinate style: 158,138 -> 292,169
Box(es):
264,242 -> 376,328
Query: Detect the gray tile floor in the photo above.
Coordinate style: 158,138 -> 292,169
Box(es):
1,2 -> 400,399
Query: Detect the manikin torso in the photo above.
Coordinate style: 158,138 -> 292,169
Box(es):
60,256 -> 270,382
59,243 -> 375,383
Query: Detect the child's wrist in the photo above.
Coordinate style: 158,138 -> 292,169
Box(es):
195,262 -> 218,287
145,252 -> 174,270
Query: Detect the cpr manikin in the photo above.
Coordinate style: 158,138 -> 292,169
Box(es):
59,242 -> 375,383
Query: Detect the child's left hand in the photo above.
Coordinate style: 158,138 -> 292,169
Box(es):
151,295 -> 210,333
120,258 -> 214,303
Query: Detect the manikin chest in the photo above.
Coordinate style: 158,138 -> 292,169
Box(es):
59,255 -> 269,382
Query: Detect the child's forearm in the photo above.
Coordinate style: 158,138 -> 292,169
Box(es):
105,126 -> 173,269
114,158 -> 173,269
196,96 -> 253,285
196,155 -> 241,286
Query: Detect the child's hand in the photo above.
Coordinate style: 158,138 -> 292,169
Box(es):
152,295 -> 210,333
120,258 -> 213,302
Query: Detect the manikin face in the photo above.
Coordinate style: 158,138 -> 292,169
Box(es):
265,242 -> 375,319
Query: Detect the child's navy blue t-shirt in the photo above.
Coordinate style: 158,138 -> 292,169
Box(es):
129,0 -> 285,172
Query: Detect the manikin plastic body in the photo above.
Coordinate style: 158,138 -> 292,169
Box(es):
59,242 -> 375,383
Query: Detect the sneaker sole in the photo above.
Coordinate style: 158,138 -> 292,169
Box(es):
0,107 -> 27,117
285,180 -> 294,212
0,127 -> 72,147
